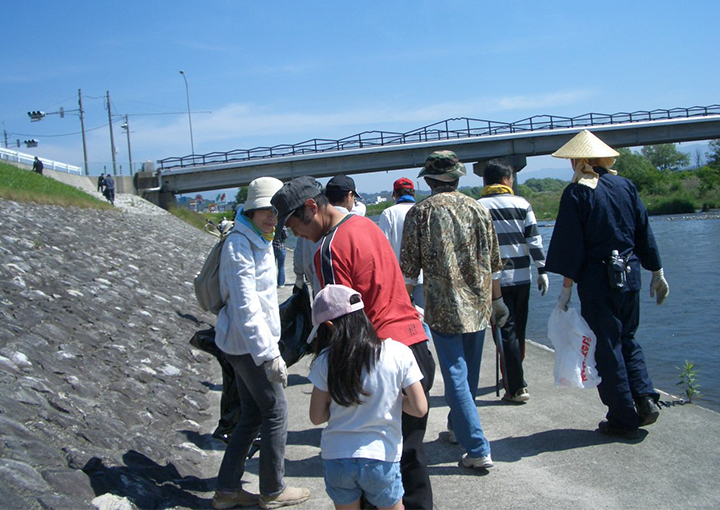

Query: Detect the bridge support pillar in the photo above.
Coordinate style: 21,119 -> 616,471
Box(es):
473,155 -> 527,193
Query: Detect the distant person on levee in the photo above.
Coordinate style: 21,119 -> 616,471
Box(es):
103,174 -> 115,205
478,158 -> 549,404
33,156 -> 44,175
545,130 -> 670,440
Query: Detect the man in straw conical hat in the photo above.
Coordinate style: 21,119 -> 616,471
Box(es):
544,130 -> 670,439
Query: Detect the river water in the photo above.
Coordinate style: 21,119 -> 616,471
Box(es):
526,215 -> 720,413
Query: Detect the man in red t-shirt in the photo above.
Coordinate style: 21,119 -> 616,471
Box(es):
272,176 -> 436,510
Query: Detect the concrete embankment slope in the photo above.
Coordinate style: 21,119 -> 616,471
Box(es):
1,196 -> 719,509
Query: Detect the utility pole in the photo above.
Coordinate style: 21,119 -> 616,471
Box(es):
106,91 -> 117,176
78,89 -> 89,175
123,114 -> 133,175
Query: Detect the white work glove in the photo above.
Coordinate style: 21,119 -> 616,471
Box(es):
558,285 -> 572,311
491,297 -> 510,328
650,268 -> 669,305
537,273 -> 549,296
263,356 -> 288,388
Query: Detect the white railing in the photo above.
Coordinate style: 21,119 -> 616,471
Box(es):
0,147 -> 82,174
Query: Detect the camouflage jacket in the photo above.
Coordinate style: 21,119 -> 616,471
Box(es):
400,189 -> 502,334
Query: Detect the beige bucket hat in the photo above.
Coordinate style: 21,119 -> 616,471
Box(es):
552,130 -> 620,159
244,176 -> 284,212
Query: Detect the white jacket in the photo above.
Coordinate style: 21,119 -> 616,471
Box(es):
378,201 -> 422,286
215,219 -> 281,365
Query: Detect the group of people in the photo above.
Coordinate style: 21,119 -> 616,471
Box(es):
208,130 -> 669,509
97,172 -> 115,205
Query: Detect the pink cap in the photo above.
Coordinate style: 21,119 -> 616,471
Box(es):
306,285 -> 364,343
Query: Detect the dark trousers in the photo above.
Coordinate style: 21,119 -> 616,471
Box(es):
498,284 -> 530,395
580,291 -> 659,430
401,341 -> 435,510
274,246 -> 286,287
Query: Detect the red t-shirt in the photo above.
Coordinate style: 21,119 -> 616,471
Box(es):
314,214 -> 427,346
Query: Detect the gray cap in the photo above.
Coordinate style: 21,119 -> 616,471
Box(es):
271,176 -> 322,227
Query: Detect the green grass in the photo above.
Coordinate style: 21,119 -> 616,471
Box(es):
0,161 -> 113,209
168,205 -> 210,231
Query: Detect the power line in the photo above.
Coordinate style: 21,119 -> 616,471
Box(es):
10,123 -> 111,137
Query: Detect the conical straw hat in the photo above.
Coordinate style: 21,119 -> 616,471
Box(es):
552,130 -> 620,159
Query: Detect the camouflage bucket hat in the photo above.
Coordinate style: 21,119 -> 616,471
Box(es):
418,150 -> 467,182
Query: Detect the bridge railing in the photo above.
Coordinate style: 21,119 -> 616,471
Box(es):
0,147 -> 82,174
157,104 -> 720,171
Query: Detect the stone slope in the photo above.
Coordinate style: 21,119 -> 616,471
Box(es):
0,197 -> 222,509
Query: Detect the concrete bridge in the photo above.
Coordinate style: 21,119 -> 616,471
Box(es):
150,105 -> 720,198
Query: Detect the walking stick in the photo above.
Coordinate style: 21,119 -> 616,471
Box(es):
491,323 -> 508,397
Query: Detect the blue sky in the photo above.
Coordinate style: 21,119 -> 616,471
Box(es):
2,0 -> 718,195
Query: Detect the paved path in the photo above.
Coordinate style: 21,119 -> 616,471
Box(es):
198,250 -> 720,510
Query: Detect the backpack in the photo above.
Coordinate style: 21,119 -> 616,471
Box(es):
194,221 -> 236,315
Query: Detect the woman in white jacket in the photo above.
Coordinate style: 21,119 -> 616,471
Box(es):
212,177 -> 310,510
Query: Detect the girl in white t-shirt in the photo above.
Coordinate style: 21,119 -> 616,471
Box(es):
308,284 -> 427,510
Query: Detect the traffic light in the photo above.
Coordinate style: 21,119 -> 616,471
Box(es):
24,139 -> 39,148
27,111 -> 46,121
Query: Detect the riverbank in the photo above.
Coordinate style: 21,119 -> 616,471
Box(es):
1,196 -> 719,509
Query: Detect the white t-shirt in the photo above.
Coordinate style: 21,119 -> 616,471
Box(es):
308,339 -> 422,462
378,202 -> 423,286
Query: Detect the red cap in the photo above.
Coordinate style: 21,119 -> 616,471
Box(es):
393,177 -> 414,192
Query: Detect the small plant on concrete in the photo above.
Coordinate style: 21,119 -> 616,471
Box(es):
677,360 -> 701,402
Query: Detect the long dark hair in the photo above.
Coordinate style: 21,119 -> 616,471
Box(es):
312,298 -> 382,407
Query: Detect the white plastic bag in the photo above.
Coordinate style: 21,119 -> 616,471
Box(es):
547,305 -> 601,389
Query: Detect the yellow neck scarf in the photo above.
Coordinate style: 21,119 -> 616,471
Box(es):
480,184 -> 514,197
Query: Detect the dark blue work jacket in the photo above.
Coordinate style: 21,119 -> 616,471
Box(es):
545,167 -> 662,302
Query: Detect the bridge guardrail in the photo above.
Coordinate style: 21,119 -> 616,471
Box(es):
0,147 -> 82,174
157,104 -> 720,171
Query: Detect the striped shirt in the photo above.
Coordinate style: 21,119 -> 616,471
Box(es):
478,193 -> 546,287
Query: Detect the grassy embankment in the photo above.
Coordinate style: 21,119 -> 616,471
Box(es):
0,161 -> 113,209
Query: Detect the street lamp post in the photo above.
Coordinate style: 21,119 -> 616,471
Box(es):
179,70 -> 195,156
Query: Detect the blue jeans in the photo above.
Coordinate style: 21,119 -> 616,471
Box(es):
274,246 -> 286,287
431,328 -> 491,458
324,459 -> 403,508
216,353 -> 288,496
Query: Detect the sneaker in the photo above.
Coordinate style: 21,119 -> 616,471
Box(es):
462,453 -> 494,469
597,420 -> 640,440
636,396 -> 660,427
502,388 -> 530,403
212,488 -> 259,509
259,486 -> 310,509
447,428 -> 458,444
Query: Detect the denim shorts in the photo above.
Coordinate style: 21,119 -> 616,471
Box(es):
323,458 -> 403,508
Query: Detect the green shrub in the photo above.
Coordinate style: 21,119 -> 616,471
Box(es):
643,197 -> 695,215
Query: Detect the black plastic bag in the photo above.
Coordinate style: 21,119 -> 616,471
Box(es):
189,328 -> 240,440
279,284 -> 313,367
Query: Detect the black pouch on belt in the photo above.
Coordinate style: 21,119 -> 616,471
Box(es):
605,250 -> 632,289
